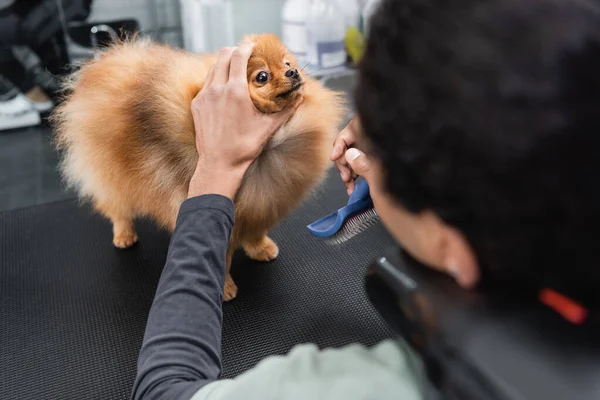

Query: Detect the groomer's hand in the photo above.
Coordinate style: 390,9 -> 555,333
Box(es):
332,117 -> 390,218
331,115 -> 383,202
331,116 -> 369,195
189,44 -> 300,200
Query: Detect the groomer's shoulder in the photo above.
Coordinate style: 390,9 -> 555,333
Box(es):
191,339 -> 427,400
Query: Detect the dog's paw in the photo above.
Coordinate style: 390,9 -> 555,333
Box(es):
113,234 -> 138,249
244,236 -> 279,262
223,278 -> 238,302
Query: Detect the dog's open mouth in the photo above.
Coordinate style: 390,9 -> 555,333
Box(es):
277,83 -> 303,98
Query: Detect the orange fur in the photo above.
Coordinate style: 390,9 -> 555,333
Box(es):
51,34 -> 346,301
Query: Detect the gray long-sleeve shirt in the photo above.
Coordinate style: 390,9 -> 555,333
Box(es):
131,194 -> 426,400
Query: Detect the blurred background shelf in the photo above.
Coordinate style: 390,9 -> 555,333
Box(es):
0,0 -> 359,213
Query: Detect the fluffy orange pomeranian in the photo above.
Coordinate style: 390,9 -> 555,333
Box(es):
51,34 -> 346,300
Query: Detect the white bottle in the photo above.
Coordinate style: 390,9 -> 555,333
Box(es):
201,0 -> 235,52
180,0 -> 204,52
362,0 -> 381,37
337,0 -> 361,31
282,0 -> 310,67
181,0 -> 235,53
306,0 -> 347,70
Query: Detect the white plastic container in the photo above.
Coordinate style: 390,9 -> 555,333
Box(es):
337,0 -> 361,31
282,0 -> 310,66
306,0 -> 347,70
362,0 -> 382,37
180,0 -> 203,52
181,0 -> 235,54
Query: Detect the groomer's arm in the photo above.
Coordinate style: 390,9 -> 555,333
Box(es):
131,44 -> 298,400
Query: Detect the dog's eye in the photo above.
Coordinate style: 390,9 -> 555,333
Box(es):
285,62 -> 291,68
256,71 -> 269,84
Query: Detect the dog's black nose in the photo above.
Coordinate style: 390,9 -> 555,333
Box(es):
285,68 -> 300,80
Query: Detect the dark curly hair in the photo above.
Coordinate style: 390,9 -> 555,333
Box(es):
356,0 -> 600,307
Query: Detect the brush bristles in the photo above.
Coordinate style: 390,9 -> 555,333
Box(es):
326,208 -> 380,245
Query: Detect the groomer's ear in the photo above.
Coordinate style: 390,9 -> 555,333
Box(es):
441,227 -> 479,288
421,212 -> 480,289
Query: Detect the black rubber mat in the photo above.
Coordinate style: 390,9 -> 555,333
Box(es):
0,168 -> 395,400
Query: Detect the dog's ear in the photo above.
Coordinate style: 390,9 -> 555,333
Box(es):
240,34 -> 259,46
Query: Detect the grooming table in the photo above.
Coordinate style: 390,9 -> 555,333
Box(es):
0,168 -> 395,400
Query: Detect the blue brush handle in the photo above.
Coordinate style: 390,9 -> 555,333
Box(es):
306,178 -> 373,238
335,178 -> 373,227
348,178 -> 371,204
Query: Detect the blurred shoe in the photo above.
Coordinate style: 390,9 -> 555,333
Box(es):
24,85 -> 54,113
25,97 -> 54,113
0,93 -> 42,131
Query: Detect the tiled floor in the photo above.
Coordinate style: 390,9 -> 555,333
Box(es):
0,124 -> 73,213
0,75 -> 355,214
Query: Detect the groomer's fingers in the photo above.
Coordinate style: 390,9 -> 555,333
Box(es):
334,160 -> 355,194
346,179 -> 356,196
273,96 -> 302,123
331,117 -> 359,161
260,97 -> 303,143
331,135 -> 353,161
228,43 -> 255,84
345,148 -> 375,195
203,65 -> 217,89
212,47 -> 236,85
336,158 -> 352,182
336,160 -> 357,196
